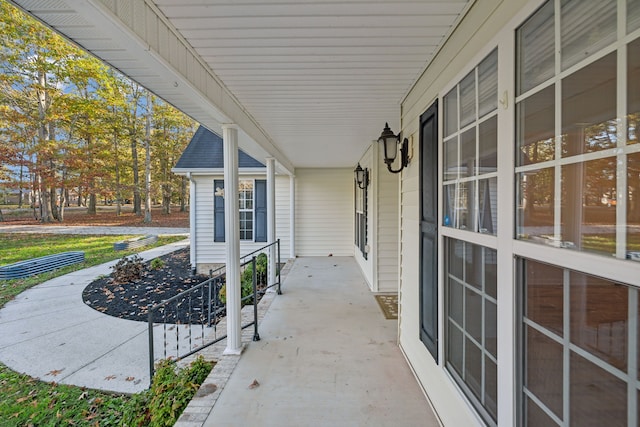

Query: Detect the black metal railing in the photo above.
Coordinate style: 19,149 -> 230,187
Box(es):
147,239 -> 281,380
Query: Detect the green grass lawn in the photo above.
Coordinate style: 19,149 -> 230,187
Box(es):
582,233 -> 640,256
0,233 -> 212,426
0,233 -> 185,308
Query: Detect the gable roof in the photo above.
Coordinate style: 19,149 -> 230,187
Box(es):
174,126 -> 265,170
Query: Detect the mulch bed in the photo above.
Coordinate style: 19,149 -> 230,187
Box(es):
82,247 -> 216,324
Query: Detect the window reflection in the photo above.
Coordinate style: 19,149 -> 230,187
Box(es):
561,157 -> 616,256
465,338 -> 482,399
570,272 -> 628,371
444,138 -> 458,181
460,71 -> 476,128
444,49 -> 498,235
630,0 -> 640,33
444,88 -> 458,137
447,239 -> 497,424
517,0 -> 555,95
478,50 -> 498,117
629,38 -> 640,145
458,182 -> 472,230
570,352 -> 627,427
562,53 -> 617,156
479,117 -> 497,174
561,0 -> 617,71
461,129 -> 476,177
628,152 -> 640,256
525,326 -> 563,419
517,85 -> 555,166
485,357 -> 497,420
479,178 -> 497,234
444,184 -> 455,227
525,260 -> 563,337
521,258 -> 633,427
517,168 -> 555,241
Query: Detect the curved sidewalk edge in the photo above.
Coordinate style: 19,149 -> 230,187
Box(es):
0,239 -> 189,394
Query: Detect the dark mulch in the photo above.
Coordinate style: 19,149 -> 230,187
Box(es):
82,247 -> 219,324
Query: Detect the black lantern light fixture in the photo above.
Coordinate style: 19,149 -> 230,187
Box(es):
354,163 -> 369,189
378,122 -> 409,173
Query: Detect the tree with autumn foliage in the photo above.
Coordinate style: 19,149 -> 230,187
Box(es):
152,100 -> 197,214
0,0 -> 86,221
0,0 -> 196,222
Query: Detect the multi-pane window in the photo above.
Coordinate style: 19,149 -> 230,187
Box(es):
520,258 -> 634,427
214,179 -> 266,243
238,180 -> 254,241
443,49 -> 498,234
446,238 -> 498,425
517,2 -> 640,426
515,0 -> 640,260
354,179 -> 367,259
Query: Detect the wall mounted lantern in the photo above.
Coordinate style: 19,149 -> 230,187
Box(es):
378,122 -> 409,174
354,163 -> 369,189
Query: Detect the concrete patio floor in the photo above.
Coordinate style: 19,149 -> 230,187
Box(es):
187,256 -> 441,427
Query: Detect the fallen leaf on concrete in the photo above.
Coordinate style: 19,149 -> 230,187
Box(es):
125,376 -> 135,381
46,369 -> 63,377
248,379 -> 260,389
104,375 -> 116,380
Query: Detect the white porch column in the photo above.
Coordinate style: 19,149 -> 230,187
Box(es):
222,124 -> 243,355
187,173 -> 196,273
266,158 -> 276,287
289,174 -> 296,258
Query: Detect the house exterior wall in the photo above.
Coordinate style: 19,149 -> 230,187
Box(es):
295,168 -> 354,257
399,0 -> 554,426
354,143 -> 400,293
376,144 -> 400,293
354,146 -> 374,287
400,0 -> 640,425
191,173 -> 291,273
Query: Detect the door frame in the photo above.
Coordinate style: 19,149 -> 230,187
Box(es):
419,100 -> 439,362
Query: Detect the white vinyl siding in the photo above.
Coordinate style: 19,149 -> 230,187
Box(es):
377,147 -> 400,293
295,168 -> 354,257
192,173 -> 291,267
400,0 -> 640,426
275,176 -> 291,260
354,143 -> 400,293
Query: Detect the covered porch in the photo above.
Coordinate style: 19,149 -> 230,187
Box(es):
181,256 -> 438,427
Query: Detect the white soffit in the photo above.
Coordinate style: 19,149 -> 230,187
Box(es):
10,0 -> 471,168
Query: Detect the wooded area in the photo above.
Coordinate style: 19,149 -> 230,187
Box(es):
0,0 -> 196,223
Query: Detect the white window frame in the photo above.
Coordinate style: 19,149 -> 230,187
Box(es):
440,46 -> 502,427
442,50 -> 499,236
238,179 -> 254,241
431,1 -> 640,426
512,0 -> 640,284
513,1 -> 640,426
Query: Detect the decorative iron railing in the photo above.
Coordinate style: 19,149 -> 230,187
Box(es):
147,239 -> 281,380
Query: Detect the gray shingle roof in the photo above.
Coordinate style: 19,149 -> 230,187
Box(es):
174,126 -> 265,169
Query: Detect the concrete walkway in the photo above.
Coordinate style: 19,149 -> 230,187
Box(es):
177,256 -> 440,427
0,227 -> 439,425
0,224 -> 189,236
0,239 -> 189,394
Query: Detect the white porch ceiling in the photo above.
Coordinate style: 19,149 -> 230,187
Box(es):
10,0 -> 471,170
